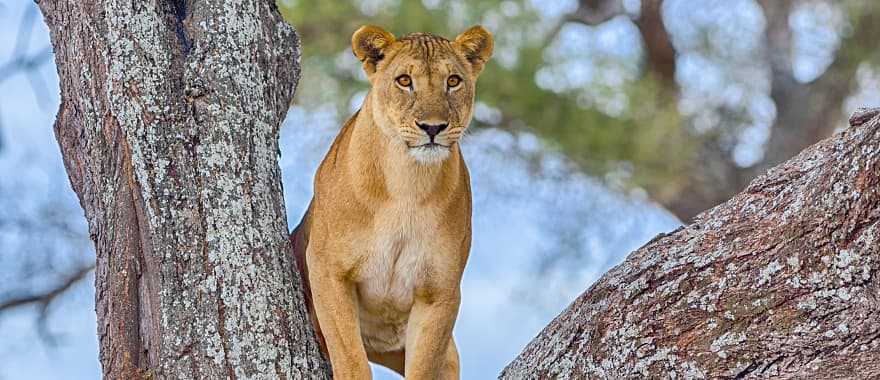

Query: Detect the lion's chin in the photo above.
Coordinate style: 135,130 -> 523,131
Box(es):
408,143 -> 451,165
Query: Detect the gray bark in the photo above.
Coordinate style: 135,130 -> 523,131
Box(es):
36,0 -> 330,378
501,108 -> 880,379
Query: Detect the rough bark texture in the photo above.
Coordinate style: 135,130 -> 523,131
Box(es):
501,108 -> 880,379
37,0 -> 330,378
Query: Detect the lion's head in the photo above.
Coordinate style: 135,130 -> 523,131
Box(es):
351,25 -> 493,165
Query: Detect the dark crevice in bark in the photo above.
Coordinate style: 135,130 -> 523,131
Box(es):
732,360 -> 761,379
98,113 -> 152,378
126,136 -> 162,371
168,0 -> 193,55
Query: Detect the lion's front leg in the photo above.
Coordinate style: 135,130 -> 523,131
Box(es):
439,338 -> 460,379
307,246 -> 371,379
404,289 -> 461,380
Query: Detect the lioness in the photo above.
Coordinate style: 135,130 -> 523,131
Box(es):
290,25 -> 493,379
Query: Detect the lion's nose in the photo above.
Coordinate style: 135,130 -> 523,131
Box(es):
416,122 -> 448,140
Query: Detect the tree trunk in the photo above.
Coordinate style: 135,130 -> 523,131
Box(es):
37,0 -> 330,378
501,108 -> 880,379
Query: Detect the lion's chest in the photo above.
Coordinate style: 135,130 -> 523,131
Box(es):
354,202 -> 438,352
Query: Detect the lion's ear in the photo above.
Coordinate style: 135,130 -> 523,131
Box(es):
352,25 -> 396,75
454,25 -> 493,75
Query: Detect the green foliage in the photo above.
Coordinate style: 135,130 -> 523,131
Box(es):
278,0 -> 693,195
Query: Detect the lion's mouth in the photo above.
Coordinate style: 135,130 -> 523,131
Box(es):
407,141 -> 452,164
410,142 -> 450,149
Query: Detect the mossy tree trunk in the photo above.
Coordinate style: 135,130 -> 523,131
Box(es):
501,108 -> 880,379
36,0 -> 330,378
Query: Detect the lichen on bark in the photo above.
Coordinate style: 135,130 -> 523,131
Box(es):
38,0 -> 328,378
501,108 -> 880,379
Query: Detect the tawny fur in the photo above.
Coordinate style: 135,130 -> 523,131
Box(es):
291,25 -> 493,379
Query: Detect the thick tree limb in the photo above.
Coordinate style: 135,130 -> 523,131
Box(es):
501,108 -> 880,378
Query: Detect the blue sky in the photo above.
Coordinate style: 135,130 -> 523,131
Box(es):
0,1 -> 733,378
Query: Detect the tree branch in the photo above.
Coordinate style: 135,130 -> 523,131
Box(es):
568,0 -> 625,26
0,264 -> 94,313
501,108 -> 880,378
567,0 -> 675,84
0,3 -> 54,151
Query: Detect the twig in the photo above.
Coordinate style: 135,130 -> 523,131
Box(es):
0,264 -> 95,313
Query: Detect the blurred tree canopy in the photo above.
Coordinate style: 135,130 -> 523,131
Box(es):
279,0 -> 880,221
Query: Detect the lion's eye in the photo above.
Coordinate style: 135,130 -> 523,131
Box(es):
395,75 -> 412,88
447,75 -> 462,88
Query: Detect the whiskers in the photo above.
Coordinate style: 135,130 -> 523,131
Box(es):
436,126 -> 468,146
397,125 -> 469,156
